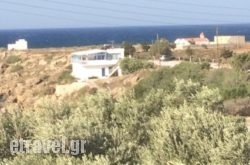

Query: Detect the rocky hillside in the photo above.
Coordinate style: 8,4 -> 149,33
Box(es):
0,47 -> 146,110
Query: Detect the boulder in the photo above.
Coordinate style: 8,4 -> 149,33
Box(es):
0,63 -> 9,74
0,93 -> 7,103
25,77 -> 45,87
55,82 -> 86,97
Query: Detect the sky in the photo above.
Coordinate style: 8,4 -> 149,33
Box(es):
0,0 -> 250,29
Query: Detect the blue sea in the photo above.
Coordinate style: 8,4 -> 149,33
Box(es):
0,24 -> 250,48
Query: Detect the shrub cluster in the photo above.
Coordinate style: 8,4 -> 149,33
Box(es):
134,61 -> 250,100
120,58 -> 154,74
57,69 -> 75,84
0,80 -> 249,164
5,55 -> 21,64
10,64 -> 23,72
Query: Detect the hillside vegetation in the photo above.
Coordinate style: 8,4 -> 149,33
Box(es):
0,48 -> 250,164
1,79 -> 249,164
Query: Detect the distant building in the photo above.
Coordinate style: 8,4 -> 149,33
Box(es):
174,39 -> 191,49
7,39 -> 28,51
175,32 -> 209,49
213,36 -> 245,45
71,48 -> 124,80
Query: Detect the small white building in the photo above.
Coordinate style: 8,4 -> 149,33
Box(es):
71,48 -> 124,80
7,39 -> 28,51
175,32 -> 210,50
174,39 -> 191,49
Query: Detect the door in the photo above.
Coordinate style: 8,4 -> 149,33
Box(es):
102,68 -> 105,76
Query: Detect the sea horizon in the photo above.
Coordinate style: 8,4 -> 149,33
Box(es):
1,23 -> 250,48
1,22 -> 250,31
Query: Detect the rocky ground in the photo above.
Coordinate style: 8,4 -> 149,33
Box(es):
0,47 -> 146,110
0,48 -> 71,108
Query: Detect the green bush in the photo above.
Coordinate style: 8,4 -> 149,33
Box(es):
134,62 -> 206,99
135,61 -> 250,100
186,46 -> 194,56
0,108 -> 34,159
232,53 -> 250,71
140,105 -> 249,165
220,48 -> 233,59
10,64 -> 23,72
5,55 -> 21,64
2,154 -> 110,165
1,81 -> 249,164
205,68 -> 250,99
150,38 -> 172,57
222,84 -> 249,99
201,62 -> 210,70
58,70 -> 75,84
120,58 -> 154,74
122,41 -> 136,56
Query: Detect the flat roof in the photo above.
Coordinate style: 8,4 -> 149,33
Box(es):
71,48 -> 124,56
215,35 -> 245,37
71,49 -> 105,56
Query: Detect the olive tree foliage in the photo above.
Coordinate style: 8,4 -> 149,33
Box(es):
120,58 -> 154,74
140,105 -> 249,165
232,53 -> 250,71
0,108 -> 34,159
140,43 -> 150,52
185,46 -> 194,62
134,62 -> 207,99
150,38 -> 172,58
220,48 -> 233,59
122,41 -> 136,57
0,80 -> 249,164
2,154 -> 110,165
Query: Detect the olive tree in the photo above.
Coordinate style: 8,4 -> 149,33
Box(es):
150,38 -> 172,58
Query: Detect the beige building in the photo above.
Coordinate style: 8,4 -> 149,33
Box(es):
213,36 -> 245,45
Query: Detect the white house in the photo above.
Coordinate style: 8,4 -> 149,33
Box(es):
174,39 -> 191,49
71,48 -> 124,80
7,39 -> 28,51
175,32 -> 210,50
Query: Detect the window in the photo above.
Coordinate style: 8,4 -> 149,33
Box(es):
71,55 -> 81,63
88,54 -> 95,60
106,53 -> 113,60
110,53 -> 120,60
81,56 -> 87,61
97,54 -> 105,60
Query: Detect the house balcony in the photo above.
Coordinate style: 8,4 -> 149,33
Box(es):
73,59 -> 119,67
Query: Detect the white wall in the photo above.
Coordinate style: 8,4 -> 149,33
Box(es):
175,39 -> 191,50
7,39 -> 28,51
107,48 -> 125,59
71,48 -> 124,80
195,40 -> 210,45
72,64 -> 110,80
7,44 -> 16,50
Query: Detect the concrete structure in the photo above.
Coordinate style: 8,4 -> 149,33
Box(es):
213,36 -> 245,46
71,48 -> 124,80
7,39 -> 28,51
174,39 -> 191,49
175,32 -> 210,49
